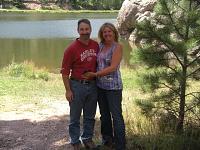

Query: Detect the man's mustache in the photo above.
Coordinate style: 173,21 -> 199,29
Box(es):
80,33 -> 90,36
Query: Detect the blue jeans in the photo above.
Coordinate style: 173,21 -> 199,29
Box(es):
69,80 -> 97,144
98,88 -> 126,150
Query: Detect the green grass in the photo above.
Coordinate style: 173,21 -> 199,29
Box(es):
121,66 -> 139,89
5,62 -> 49,81
0,62 -> 64,112
0,62 -> 199,149
121,68 -> 200,150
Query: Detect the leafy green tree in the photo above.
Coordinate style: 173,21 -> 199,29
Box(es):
13,0 -> 25,8
68,0 -> 124,10
39,0 -> 49,4
0,0 -> 124,10
132,0 -> 200,133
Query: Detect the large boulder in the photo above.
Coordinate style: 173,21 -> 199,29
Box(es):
116,0 -> 157,42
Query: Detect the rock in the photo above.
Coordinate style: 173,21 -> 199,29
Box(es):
24,3 -> 41,10
116,0 -> 157,42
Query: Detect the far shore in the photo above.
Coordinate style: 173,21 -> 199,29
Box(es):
0,9 -> 119,14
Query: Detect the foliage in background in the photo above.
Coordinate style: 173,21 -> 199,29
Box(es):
68,0 -> 123,10
0,0 -> 124,10
131,0 -> 200,133
122,68 -> 200,150
4,62 -> 49,81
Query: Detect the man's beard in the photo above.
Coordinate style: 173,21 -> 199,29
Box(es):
80,34 -> 90,40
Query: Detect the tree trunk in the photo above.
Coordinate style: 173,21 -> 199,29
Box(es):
1,0 -> 4,8
176,59 -> 187,133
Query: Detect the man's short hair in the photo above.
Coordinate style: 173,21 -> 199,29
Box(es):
78,19 -> 91,29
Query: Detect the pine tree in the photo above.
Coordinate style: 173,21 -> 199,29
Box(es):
132,0 -> 200,133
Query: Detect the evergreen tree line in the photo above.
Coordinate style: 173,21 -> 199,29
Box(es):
68,0 -> 124,10
0,0 -> 124,10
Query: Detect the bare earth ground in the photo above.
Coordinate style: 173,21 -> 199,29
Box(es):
0,100 -> 100,150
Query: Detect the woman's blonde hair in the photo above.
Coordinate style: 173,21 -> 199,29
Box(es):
98,22 -> 119,43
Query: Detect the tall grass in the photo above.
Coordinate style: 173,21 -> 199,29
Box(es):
0,62 -> 199,149
0,62 -> 64,113
121,67 -> 200,150
3,61 -> 49,81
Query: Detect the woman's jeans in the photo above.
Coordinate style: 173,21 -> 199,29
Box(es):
69,80 -> 97,144
98,88 -> 126,150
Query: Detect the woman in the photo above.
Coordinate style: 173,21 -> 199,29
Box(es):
83,22 -> 126,150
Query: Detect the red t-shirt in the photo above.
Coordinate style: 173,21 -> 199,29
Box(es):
61,38 -> 99,80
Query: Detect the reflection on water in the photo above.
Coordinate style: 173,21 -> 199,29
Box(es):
0,38 -> 70,72
0,12 -> 132,72
0,38 -> 132,72
0,12 -> 118,21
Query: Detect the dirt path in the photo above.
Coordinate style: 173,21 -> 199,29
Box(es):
0,100 -> 74,150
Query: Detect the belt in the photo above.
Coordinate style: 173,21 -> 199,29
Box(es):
70,77 -> 95,84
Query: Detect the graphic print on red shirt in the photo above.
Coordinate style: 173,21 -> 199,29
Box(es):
61,38 -> 99,80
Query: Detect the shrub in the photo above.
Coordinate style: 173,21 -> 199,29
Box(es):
5,62 -> 49,81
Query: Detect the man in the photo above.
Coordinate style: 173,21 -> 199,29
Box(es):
61,19 -> 99,150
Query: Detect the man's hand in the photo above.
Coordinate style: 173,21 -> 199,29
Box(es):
65,90 -> 73,102
62,75 -> 73,102
82,72 -> 96,79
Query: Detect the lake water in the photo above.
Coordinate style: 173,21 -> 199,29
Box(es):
0,12 -> 132,72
